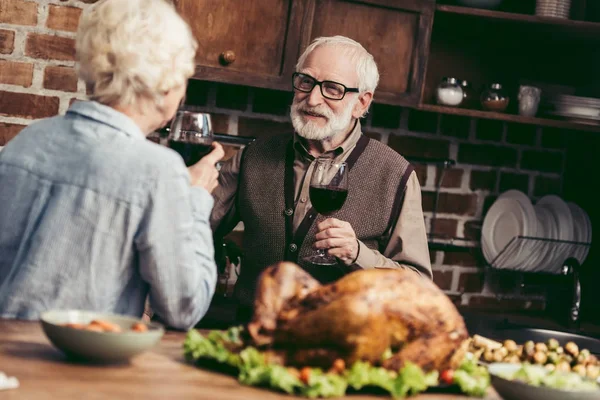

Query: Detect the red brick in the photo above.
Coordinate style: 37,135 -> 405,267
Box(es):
433,270 -> 453,291
506,123 -> 537,146
407,109 -> 437,134
443,248 -> 483,267
0,29 -> 15,54
439,114 -> 470,139
210,113 -> 230,135
0,122 -> 26,145
429,250 -> 437,264
458,271 -> 484,293
47,5 -> 82,33
25,33 -> 76,61
238,117 -> 293,139
252,88 -> 292,116
439,167 -> 463,188
422,192 -> 478,216
467,296 -> 545,312
458,143 -> 518,168
0,91 -> 59,119
470,170 -> 497,191
43,65 -> 78,92
520,150 -> 563,173
371,103 -> 402,129
0,60 -> 33,87
414,164 -> 427,186
388,135 -> 450,160
463,220 -> 482,241
498,172 -> 530,194
430,218 -> 458,239
475,118 -> 504,141
0,0 -> 38,26
533,175 -> 561,197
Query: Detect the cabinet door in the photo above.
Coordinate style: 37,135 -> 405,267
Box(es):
299,0 -> 434,106
174,0 -> 302,88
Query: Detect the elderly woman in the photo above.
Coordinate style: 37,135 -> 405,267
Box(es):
0,0 -> 222,330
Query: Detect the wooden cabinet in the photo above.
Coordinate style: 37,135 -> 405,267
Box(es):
174,0 -> 435,105
173,0 -> 304,89
298,0 -> 434,105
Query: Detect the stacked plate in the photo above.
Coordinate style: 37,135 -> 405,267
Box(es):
536,0 -> 571,18
482,191 -> 592,274
545,94 -> 600,122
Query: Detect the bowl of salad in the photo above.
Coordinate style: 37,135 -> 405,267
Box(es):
488,362 -> 600,400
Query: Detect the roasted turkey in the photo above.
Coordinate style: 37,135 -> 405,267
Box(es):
246,262 -> 469,372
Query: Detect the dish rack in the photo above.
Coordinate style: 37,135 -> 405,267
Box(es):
487,235 -> 591,328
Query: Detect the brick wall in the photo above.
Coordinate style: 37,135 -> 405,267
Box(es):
1,0 -> 575,314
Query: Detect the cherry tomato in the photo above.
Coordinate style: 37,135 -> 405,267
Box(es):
440,369 -> 454,385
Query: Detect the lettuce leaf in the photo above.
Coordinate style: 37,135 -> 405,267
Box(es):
183,329 -> 488,398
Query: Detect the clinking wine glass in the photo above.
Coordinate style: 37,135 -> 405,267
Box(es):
303,159 -> 348,266
167,111 -> 214,166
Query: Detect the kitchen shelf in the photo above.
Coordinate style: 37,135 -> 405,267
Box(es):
436,5 -> 600,36
418,104 -> 600,133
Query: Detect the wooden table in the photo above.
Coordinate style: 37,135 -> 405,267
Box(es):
0,320 -> 500,399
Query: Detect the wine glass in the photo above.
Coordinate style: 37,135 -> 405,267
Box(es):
167,111 -> 214,166
303,159 -> 348,266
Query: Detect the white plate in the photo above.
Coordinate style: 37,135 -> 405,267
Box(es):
498,190 -> 538,269
532,205 -> 560,272
482,197 -> 529,269
537,195 -> 575,273
567,202 -> 592,265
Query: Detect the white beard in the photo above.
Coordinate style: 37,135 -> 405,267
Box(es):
290,99 -> 356,141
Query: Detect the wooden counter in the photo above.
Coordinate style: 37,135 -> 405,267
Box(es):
0,319 -> 501,399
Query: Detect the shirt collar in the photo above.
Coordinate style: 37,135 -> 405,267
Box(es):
66,100 -> 146,139
293,119 -> 362,160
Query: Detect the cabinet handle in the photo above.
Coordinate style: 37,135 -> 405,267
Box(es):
219,50 -> 236,66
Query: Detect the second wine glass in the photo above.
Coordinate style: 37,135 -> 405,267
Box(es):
167,111 -> 214,166
303,159 -> 348,266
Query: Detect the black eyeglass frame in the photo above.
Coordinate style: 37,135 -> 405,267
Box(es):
292,72 -> 359,101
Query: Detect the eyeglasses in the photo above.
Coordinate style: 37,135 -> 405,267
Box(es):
292,72 -> 359,101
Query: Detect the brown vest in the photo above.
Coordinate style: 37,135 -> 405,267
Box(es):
233,133 -> 413,307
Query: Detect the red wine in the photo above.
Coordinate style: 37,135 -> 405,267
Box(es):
309,185 -> 348,215
168,140 -> 212,166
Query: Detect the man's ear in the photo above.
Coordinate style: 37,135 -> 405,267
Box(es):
352,91 -> 373,119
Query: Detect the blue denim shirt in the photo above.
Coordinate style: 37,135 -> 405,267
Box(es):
0,101 -> 217,330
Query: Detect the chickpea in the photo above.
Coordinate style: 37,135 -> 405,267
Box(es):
547,352 -> 560,365
535,342 -> 548,353
577,352 -> 590,365
586,365 -> 600,380
503,340 -> 518,352
524,340 -> 535,356
561,354 -> 574,365
556,346 -> 564,355
505,354 -> 520,364
493,350 -> 505,363
484,349 -> 495,363
545,363 -> 556,372
556,361 -> 571,373
565,342 -> 579,357
533,351 -> 548,365
547,338 -> 560,351
588,355 -> 598,366
573,364 -> 587,377
496,347 -> 509,359
515,345 -> 524,358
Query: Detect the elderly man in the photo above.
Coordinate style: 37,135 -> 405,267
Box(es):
212,36 -> 431,322
0,0 -> 222,330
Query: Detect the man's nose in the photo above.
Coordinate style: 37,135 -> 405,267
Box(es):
306,84 -> 325,106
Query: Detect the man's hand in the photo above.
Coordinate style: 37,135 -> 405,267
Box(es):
187,142 -> 224,193
314,218 -> 359,265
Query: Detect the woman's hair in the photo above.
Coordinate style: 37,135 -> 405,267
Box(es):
295,36 -> 379,94
76,0 -> 197,112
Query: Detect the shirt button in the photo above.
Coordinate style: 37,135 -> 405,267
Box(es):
289,243 -> 298,252
300,197 -> 307,203
284,208 -> 293,216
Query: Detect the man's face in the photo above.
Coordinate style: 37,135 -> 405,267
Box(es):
290,45 -> 363,141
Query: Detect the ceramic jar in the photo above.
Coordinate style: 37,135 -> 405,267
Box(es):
481,83 -> 510,112
436,77 -> 464,107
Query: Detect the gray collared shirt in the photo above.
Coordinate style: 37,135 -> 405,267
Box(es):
0,101 -> 217,330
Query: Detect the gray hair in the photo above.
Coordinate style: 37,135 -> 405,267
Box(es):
295,36 -> 379,94
76,0 -> 197,112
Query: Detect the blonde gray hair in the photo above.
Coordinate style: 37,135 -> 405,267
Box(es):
76,0 -> 197,112
295,36 -> 379,94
